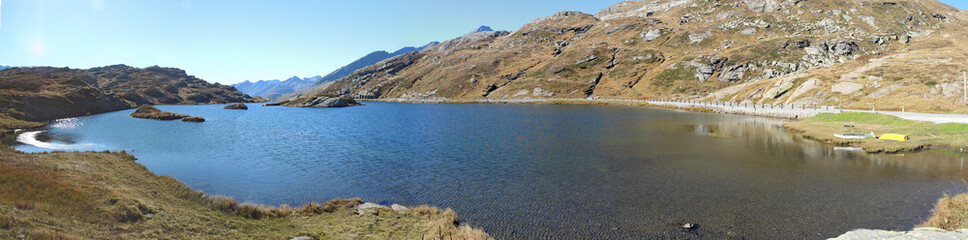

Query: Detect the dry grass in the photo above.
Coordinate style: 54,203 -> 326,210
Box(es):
0,148 -> 491,239
921,192 -> 968,230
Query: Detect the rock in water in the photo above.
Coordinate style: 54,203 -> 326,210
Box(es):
224,103 -> 248,110
130,105 -> 190,120
133,105 -> 162,114
682,223 -> 696,230
285,95 -> 362,108
181,116 -> 205,122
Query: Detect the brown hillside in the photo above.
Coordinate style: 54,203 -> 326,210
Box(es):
0,65 -> 258,127
300,0 -> 966,113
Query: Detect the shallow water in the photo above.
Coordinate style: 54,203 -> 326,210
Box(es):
13,102 -> 968,239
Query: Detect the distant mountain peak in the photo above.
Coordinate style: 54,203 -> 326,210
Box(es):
474,26 -> 494,33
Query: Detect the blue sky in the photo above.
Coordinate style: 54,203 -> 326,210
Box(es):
0,0 -> 613,84
0,1 -> 964,84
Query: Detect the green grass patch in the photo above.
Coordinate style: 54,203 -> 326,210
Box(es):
652,67 -> 693,87
808,112 -> 916,126
788,112 -> 968,153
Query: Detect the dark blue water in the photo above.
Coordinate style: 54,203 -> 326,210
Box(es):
13,102 -> 968,239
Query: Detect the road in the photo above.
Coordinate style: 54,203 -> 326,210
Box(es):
843,109 -> 968,124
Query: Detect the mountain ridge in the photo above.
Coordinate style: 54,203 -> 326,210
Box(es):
236,42 -> 442,100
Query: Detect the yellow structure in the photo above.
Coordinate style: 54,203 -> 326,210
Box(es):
879,134 -> 909,141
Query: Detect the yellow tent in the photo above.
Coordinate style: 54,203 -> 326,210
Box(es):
879,134 -> 909,141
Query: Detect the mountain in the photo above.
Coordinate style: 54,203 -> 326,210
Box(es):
301,0 -> 967,112
473,26 -> 494,33
0,66 -> 10,71
235,42 -> 441,101
232,75 -> 318,100
280,42 -> 440,100
0,65 -> 257,126
318,43 -> 440,83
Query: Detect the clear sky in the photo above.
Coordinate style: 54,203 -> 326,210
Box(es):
0,1 -> 964,84
0,0 -> 613,84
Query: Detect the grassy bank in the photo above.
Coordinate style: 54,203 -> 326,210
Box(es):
921,192 -> 968,230
783,112 -> 968,153
0,148 -> 489,239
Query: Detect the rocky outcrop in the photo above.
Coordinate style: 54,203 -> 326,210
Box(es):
181,116 -> 205,122
282,96 -> 362,108
224,103 -> 248,110
130,105 -> 191,120
356,202 -> 390,215
595,0 -> 693,20
356,202 -> 410,215
765,78 -> 795,99
720,64 -> 748,82
788,78 -> 820,100
0,65 -> 255,127
641,29 -> 663,42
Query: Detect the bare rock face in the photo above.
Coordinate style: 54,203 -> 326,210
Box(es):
720,64 -> 748,82
788,78 -> 819,100
595,0 -> 694,20
743,0 -> 800,13
641,29 -> 663,42
765,78 -> 795,99
831,82 -> 864,95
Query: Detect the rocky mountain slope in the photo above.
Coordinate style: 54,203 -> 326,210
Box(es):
0,65 -> 257,127
237,42 -> 440,101
282,42 -> 442,99
301,0 -> 967,113
233,76 -> 319,100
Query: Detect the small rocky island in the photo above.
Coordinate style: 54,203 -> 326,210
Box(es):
272,95 -> 362,108
224,103 -> 248,110
130,105 -> 205,122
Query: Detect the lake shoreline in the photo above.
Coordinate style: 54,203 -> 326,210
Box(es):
7,101 -> 968,238
0,104 -> 491,239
